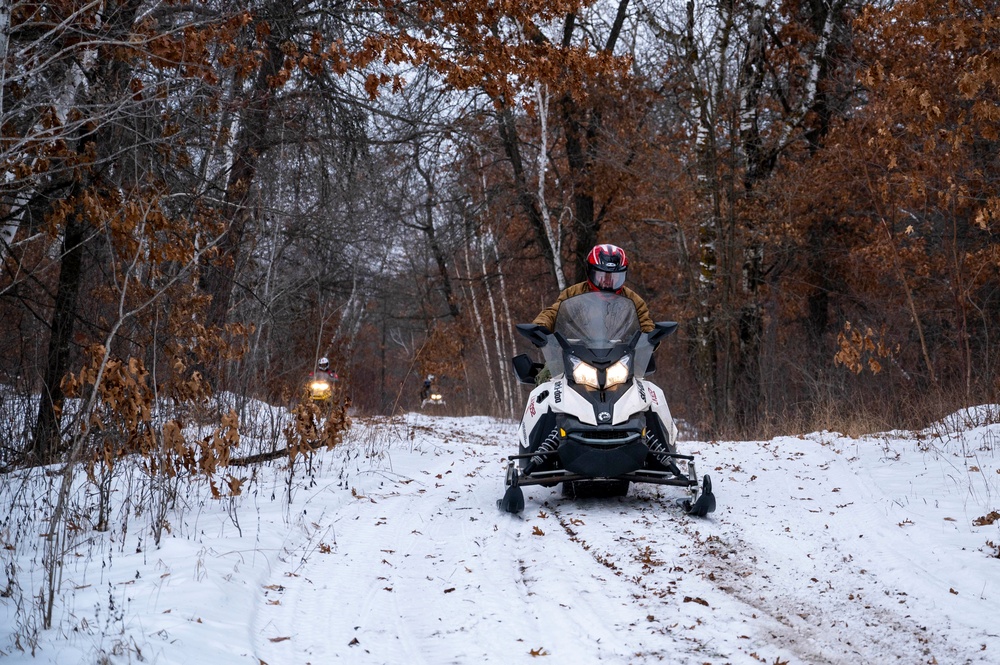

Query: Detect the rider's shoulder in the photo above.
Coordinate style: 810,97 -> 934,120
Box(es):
620,284 -> 645,300
562,282 -> 591,298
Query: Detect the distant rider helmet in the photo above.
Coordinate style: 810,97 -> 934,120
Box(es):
318,357 -> 329,371
586,243 -> 628,292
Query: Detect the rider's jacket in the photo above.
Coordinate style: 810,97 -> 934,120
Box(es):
533,282 -> 654,333
308,370 -> 338,384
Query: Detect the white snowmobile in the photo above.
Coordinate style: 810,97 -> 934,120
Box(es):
499,292 -> 716,517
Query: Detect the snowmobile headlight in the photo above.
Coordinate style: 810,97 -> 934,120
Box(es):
605,356 -> 631,388
430,393 -> 442,400
310,381 -> 331,391
570,356 -> 600,389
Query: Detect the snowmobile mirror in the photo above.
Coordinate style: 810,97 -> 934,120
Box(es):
647,321 -> 679,347
517,323 -> 549,348
511,354 -> 540,384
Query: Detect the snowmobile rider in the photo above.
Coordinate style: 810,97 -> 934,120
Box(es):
420,374 -> 435,401
310,357 -> 338,383
306,357 -> 338,401
533,243 -> 654,333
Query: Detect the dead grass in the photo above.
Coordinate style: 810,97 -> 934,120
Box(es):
723,386 -> 998,441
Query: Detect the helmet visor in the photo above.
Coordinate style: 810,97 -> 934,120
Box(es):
589,267 -> 626,291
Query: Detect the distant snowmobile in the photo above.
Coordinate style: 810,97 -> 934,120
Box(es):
308,377 -> 334,403
499,292 -> 716,517
421,387 -> 445,408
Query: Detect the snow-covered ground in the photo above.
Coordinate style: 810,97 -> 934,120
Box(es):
3,407 -> 1000,664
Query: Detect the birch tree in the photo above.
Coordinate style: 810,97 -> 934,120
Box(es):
636,0 -> 863,429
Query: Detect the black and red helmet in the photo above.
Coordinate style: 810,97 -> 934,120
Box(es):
586,243 -> 628,292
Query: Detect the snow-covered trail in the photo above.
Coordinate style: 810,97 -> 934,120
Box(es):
252,415 -> 1000,665
254,418 -> 702,665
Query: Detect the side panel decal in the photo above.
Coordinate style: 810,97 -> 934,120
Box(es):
613,381 -> 648,424
643,382 -> 677,446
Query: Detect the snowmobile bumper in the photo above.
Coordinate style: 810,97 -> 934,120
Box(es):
558,436 -> 647,478
514,468 -> 695,488
499,441 -> 715,516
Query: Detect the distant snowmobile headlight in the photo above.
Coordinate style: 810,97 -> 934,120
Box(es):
310,381 -> 332,400
570,356 -> 600,389
430,393 -> 442,400
605,356 -> 631,387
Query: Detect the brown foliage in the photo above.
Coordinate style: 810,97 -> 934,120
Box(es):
64,342 -> 244,492
284,392 -> 352,462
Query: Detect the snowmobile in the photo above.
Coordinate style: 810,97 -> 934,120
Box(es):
498,292 -> 716,517
421,386 -> 446,408
307,373 -> 336,402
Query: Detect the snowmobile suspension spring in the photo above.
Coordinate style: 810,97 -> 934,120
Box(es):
531,429 -> 561,467
647,434 -> 682,474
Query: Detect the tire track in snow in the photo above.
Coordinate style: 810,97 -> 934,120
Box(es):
542,489 -> 784,664
546,497 -> 722,662
500,498 -> 675,663
679,508 -> 973,665
675,437 -> 991,665
535,470 -> 978,665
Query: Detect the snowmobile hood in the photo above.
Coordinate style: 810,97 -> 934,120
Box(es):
529,378 -> 598,426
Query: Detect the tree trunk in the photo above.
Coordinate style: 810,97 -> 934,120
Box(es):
30,0 -> 143,463
560,93 -> 596,283
687,0 -> 726,427
414,152 -> 461,319
495,105 -> 562,288
203,3 -> 290,330
565,0 -> 628,282
31,213 -> 87,462
732,1 -> 768,432
533,83 -> 566,291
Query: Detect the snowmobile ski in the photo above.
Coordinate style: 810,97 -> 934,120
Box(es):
497,462 -> 525,514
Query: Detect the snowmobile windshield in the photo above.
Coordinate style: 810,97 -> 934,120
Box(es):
554,292 -> 640,349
